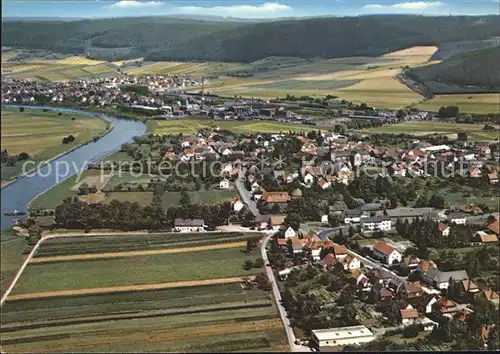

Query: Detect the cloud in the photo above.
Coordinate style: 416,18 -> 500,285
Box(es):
109,1 -> 161,8
362,2 -> 444,11
177,2 -> 292,17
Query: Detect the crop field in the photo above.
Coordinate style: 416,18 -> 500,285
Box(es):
1,232 -> 287,352
1,108 -> 109,181
124,60 -> 251,76
362,121 -> 499,141
147,118 -> 316,135
415,94 -> 500,114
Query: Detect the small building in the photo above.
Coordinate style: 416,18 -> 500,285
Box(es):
284,227 -> 297,239
269,215 -> 286,230
372,241 -> 402,265
312,325 -> 375,348
219,178 -> 230,189
423,269 -> 469,290
342,255 -> 361,270
343,209 -> 364,224
447,212 -> 468,225
173,218 -> 206,232
400,307 -> 419,325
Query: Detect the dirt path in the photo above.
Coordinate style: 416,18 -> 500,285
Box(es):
30,241 -> 246,264
6,276 -> 255,301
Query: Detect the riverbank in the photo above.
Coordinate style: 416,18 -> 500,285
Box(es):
1,106 -> 146,231
1,106 -> 114,187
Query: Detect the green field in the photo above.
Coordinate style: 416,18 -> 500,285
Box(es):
33,232 -> 258,257
2,284 -> 287,352
12,246 -> 260,294
1,231 -> 287,352
415,94 -> 500,114
1,108 -> 109,181
147,118 -> 317,135
30,168 -> 238,210
362,121 -> 499,141
0,231 -> 27,296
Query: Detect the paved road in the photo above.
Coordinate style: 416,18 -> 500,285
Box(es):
260,232 -> 311,352
235,168 -> 260,217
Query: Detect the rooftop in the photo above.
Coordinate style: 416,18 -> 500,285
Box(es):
312,326 -> 374,342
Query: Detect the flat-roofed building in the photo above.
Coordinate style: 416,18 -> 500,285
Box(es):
312,325 -> 375,348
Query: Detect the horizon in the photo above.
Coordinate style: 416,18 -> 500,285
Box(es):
2,1 -> 500,19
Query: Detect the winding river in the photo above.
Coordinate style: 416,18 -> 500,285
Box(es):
1,106 -> 146,231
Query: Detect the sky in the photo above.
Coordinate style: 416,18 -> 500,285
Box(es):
2,0 -> 499,19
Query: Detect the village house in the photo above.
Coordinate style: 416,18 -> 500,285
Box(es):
269,215 -> 286,230
260,191 -> 291,204
438,223 -> 450,237
423,269 -> 469,290
311,326 -> 375,348
400,306 -> 419,325
372,241 -> 402,265
342,255 -> 361,270
360,216 -> 392,232
219,178 -> 230,189
288,236 -> 304,255
447,212 -> 468,225
319,253 -> 338,269
333,244 -> 348,260
399,281 -> 425,300
232,199 -> 245,213
284,226 -> 297,239
343,209 -> 365,224
173,218 -> 206,232
481,288 -> 499,305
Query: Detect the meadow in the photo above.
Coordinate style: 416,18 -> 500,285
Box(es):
1,232 -> 287,352
1,108 -> 109,181
147,118 -> 317,135
362,121 -> 499,141
414,94 -> 500,114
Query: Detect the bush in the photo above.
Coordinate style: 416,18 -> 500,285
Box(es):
254,257 -> 264,268
403,324 -> 421,338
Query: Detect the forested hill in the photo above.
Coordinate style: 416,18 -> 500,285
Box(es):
2,15 -> 500,62
406,46 -> 500,93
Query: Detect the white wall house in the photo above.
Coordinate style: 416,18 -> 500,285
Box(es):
219,178 -> 230,189
251,182 -> 261,193
312,326 -> 375,348
284,227 -> 297,239
304,173 -> 315,185
343,256 -> 361,270
173,218 -> 206,232
360,216 -> 392,232
373,241 -> 402,265
233,200 -> 245,212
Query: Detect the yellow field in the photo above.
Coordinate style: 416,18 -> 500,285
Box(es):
415,94 -> 500,114
124,61 -> 250,76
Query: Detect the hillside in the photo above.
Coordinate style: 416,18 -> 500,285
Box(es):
406,46 -> 500,94
2,15 -> 499,61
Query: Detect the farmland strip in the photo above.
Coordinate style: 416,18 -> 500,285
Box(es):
6,276 -> 255,301
30,241 -> 247,263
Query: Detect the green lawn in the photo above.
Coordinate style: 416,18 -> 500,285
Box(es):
1,108 -> 110,181
12,247 -> 260,293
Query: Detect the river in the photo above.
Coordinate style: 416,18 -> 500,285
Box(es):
1,106 -> 146,231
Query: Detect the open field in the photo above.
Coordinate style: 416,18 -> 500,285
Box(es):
414,94 -> 500,114
1,232 -> 287,352
147,118 -> 317,135
0,232 -> 27,296
362,121 -> 499,141
12,242 -> 261,294
33,232 -> 257,257
4,47 -> 436,108
30,241 -> 248,263
1,108 -> 109,181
